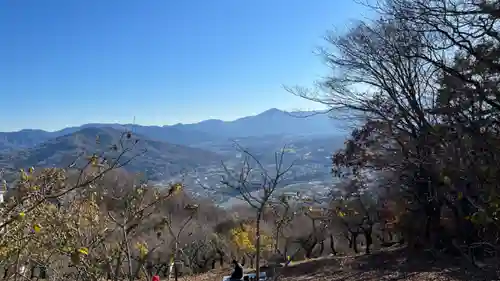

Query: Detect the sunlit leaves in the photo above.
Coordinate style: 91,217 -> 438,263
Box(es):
135,241 -> 148,259
168,182 -> 183,195
33,223 -> 42,233
229,223 -> 274,255
231,227 -> 256,253
17,212 -> 26,220
78,247 -> 89,255
87,154 -> 99,166
19,168 -> 29,181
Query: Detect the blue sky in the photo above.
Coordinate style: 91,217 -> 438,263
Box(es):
0,0 -> 370,132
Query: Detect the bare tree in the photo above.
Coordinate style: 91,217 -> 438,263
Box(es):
268,194 -> 299,257
220,144 -> 294,280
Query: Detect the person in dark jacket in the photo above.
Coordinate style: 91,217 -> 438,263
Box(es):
229,260 -> 243,280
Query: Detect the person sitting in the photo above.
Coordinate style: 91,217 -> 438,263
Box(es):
229,260 -> 243,280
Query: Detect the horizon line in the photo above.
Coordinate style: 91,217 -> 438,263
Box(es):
0,106 -> 329,133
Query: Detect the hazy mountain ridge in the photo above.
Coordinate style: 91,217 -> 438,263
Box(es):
0,127 -> 224,181
171,108 -> 346,138
0,109 -> 344,151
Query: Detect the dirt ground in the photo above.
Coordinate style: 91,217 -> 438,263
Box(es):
181,247 -> 499,281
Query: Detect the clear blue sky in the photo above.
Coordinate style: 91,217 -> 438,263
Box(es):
0,0 -> 370,132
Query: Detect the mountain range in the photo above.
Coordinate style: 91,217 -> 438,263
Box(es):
0,108 -> 348,182
0,108 -> 345,151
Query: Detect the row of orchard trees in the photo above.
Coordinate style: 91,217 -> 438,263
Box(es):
291,0 -> 500,268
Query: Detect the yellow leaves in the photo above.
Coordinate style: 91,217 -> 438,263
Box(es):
78,247 -> 89,255
337,211 -> 346,218
87,154 -> 99,166
17,212 -> 26,220
33,223 -> 42,233
19,169 -> 28,181
229,223 -> 274,254
135,242 -> 148,258
168,183 -> 182,195
1,168 -> 115,267
230,227 -> 255,253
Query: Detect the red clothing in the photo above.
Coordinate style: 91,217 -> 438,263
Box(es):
152,275 -> 160,281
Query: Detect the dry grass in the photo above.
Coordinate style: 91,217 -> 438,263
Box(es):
279,247 -> 499,281
180,247 -> 499,281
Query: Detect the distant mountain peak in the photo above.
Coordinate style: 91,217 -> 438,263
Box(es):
259,108 -> 284,115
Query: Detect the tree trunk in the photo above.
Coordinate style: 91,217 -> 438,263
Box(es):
318,240 -> 325,256
275,228 -> 280,254
113,255 -> 123,281
255,211 -> 262,281
363,227 -> 373,254
283,239 -> 289,259
217,250 -> 224,267
122,225 -> 133,281
350,232 -> 359,254
329,234 -> 337,255
174,263 -> 178,281
144,261 -> 150,278
305,246 -> 314,259
162,264 -> 169,277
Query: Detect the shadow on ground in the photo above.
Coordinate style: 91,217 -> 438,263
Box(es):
278,247 -> 499,281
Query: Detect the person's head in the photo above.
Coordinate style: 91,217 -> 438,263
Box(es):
232,259 -> 238,265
